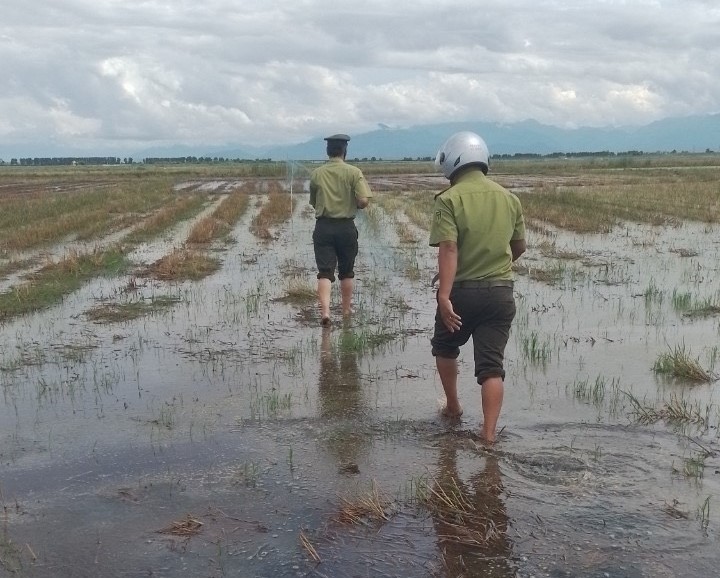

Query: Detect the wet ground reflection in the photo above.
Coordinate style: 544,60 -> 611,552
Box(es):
432,442 -> 514,577
318,325 -> 369,471
0,178 -> 719,576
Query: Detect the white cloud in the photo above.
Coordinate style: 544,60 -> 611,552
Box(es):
49,99 -> 102,136
0,0 -> 718,154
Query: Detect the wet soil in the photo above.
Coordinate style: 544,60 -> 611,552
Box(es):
0,176 -> 719,577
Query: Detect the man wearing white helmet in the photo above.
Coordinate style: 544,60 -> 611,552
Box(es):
429,131 -> 526,443
309,134 -> 373,327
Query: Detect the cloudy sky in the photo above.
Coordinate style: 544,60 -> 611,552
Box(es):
2,0 -> 719,155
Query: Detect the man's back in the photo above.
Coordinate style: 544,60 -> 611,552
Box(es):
429,171 -> 524,281
309,159 -> 370,219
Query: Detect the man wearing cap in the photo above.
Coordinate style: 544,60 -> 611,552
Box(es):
309,134 -> 373,326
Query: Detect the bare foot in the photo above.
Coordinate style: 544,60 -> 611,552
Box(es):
479,425 -> 505,446
440,404 -> 463,420
478,434 -> 496,447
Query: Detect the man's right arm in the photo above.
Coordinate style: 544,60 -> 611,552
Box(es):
309,179 -> 317,208
510,198 -> 526,261
354,171 -> 372,210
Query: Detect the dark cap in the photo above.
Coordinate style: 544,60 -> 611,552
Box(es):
324,133 -> 351,142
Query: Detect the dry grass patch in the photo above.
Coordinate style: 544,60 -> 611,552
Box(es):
519,187 -> 617,233
85,295 -> 181,323
276,276 -> 316,305
250,183 -> 292,240
669,247 -> 699,258
213,184 -> 252,224
187,186 -> 251,244
0,247 -> 128,321
0,176 -> 178,251
652,344 -> 714,382
536,240 -> 584,260
404,191 -> 435,231
336,482 -> 391,526
299,531 -> 321,563
396,220 -> 419,244
415,473 -> 508,550
141,248 -> 220,281
126,194 -> 208,244
518,169 -> 720,233
156,514 -> 203,537
0,257 -> 41,278
626,392 -> 710,426
513,262 -> 567,285
186,216 -> 229,244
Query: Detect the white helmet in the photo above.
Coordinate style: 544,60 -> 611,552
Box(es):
434,131 -> 489,180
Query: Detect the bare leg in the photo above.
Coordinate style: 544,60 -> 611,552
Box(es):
436,356 -> 463,417
340,278 -> 353,317
318,278 -> 331,323
480,376 -> 504,442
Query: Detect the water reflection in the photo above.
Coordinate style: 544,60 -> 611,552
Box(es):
318,326 -> 368,468
432,441 -> 514,577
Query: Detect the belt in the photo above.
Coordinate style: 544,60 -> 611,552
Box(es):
453,279 -> 513,288
316,216 -> 354,221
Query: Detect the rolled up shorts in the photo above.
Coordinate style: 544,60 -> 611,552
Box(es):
312,217 -> 358,282
431,280 -> 516,383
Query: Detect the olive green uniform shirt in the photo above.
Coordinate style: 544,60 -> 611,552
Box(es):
429,172 -> 525,281
309,158 -> 373,219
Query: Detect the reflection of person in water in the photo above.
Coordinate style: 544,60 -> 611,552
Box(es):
318,327 -> 367,468
431,441 -> 513,577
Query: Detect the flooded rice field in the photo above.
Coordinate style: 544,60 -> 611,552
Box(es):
1,172 -> 719,577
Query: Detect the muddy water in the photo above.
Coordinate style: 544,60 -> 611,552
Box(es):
1,182 -> 719,577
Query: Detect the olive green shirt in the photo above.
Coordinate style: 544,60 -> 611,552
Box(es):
429,172 -> 525,281
309,158 -> 373,219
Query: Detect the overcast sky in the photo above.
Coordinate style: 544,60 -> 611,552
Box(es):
2,0 -> 719,155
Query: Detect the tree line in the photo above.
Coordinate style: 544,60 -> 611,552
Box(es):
5,157 -> 126,166
1,149 -> 715,167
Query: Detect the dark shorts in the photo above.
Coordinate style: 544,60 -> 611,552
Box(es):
431,282 -> 516,383
312,218 -> 359,282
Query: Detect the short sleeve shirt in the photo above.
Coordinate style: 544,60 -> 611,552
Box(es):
429,172 -> 525,281
309,158 -> 373,219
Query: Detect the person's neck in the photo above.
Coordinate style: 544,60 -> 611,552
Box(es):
450,167 -> 482,185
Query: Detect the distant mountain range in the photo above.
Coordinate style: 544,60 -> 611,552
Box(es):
3,114 -> 718,162
182,113 -> 719,161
